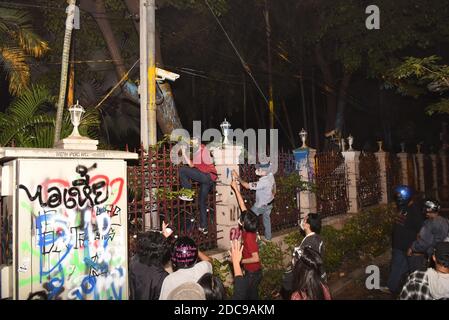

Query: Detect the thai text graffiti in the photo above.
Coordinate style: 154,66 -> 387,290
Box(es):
18,164 -> 124,209
18,162 -> 127,300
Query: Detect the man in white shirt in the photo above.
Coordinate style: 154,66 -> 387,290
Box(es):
159,236 -> 213,300
233,162 -> 276,240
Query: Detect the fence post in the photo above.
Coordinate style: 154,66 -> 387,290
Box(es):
375,150 -> 389,204
211,145 -> 243,250
397,152 -> 409,185
441,150 -> 448,186
415,149 -> 425,193
430,154 -> 439,200
342,150 -> 360,213
298,148 -> 317,218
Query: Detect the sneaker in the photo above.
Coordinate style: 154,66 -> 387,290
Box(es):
179,195 -> 193,201
198,227 -> 208,235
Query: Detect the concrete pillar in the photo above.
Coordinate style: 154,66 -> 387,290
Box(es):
375,151 -> 389,204
297,148 -> 317,218
398,153 -> 409,185
342,151 -> 360,213
430,154 -> 439,200
415,153 -> 425,192
211,145 -> 243,250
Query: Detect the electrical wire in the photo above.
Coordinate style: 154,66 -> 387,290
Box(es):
0,1 -> 137,21
94,59 -> 139,110
204,0 -> 296,147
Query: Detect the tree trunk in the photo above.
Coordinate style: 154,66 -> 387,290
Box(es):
335,72 -> 352,133
53,0 -> 76,145
311,68 -> 319,150
314,43 -> 337,134
123,0 -> 183,133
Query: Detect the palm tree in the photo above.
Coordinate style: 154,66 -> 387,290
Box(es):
0,84 -> 100,148
54,0 -> 77,145
0,7 -> 49,95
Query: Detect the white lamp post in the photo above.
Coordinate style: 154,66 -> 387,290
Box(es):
220,118 -> 231,145
68,100 -> 85,137
299,128 -> 308,148
347,134 -> 354,151
400,142 -> 406,153
377,140 -> 383,152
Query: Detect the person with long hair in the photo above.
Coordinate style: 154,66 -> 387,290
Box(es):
290,246 -> 331,300
197,273 -> 226,300
231,178 -> 263,300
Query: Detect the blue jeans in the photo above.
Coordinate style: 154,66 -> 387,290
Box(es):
387,249 -> 414,294
244,269 -> 262,300
251,204 -> 273,240
179,167 -> 213,229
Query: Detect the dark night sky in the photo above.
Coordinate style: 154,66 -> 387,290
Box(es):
1,0 -> 448,152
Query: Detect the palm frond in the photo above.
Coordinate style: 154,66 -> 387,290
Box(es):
0,8 -> 47,58
8,84 -> 56,121
0,46 -> 30,95
0,114 -> 55,146
17,29 -> 49,58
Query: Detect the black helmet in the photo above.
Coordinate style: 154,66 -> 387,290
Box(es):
393,185 -> 413,211
424,199 -> 440,213
171,236 -> 198,270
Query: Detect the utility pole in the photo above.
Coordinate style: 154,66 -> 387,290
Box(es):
140,0 -> 157,150
67,37 -> 75,108
264,0 -> 274,129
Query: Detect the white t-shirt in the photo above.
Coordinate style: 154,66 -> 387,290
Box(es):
250,173 -> 276,208
159,261 -> 213,300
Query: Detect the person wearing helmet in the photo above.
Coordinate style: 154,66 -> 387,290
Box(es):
383,185 -> 425,295
159,236 -> 213,300
407,199 -> 449,271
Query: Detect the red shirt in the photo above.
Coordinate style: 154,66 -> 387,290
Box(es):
242,230 -> 261,272
193,144 -> 217,181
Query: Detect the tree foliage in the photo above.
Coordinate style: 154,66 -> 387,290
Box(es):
0,7 -> 49,95
386,55 -> 449,115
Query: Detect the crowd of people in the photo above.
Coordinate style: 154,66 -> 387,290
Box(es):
128,138 -> 449,300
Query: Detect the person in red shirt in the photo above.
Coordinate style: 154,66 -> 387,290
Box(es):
231,178 -> 262,300
179,137 -> 217,235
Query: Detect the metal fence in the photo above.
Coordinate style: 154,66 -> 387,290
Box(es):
314,151 -> 349,217
357,152 -> 381,208
127,144 -> 218,250
423,155 -> 434,198
239,150 -> 300,234
407,155 -> 416,190
386,153 -> 402,200
0,196 -> 12,266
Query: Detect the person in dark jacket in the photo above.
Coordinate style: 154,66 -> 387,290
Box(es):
129,224 -> 172,300
408,199 -> 449,270
293,214 -> 325,262
383,185 -> 425,295
280,213 -> 325,299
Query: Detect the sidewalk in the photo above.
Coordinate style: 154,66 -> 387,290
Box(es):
329,250 -> 394,300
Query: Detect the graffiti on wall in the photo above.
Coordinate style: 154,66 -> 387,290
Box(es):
18,162 -> 127,300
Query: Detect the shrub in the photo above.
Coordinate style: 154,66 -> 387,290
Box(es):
259,241 -> 285,299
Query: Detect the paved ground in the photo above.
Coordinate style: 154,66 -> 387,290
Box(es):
329,251 -> 395,300
332,264 -> 395,300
